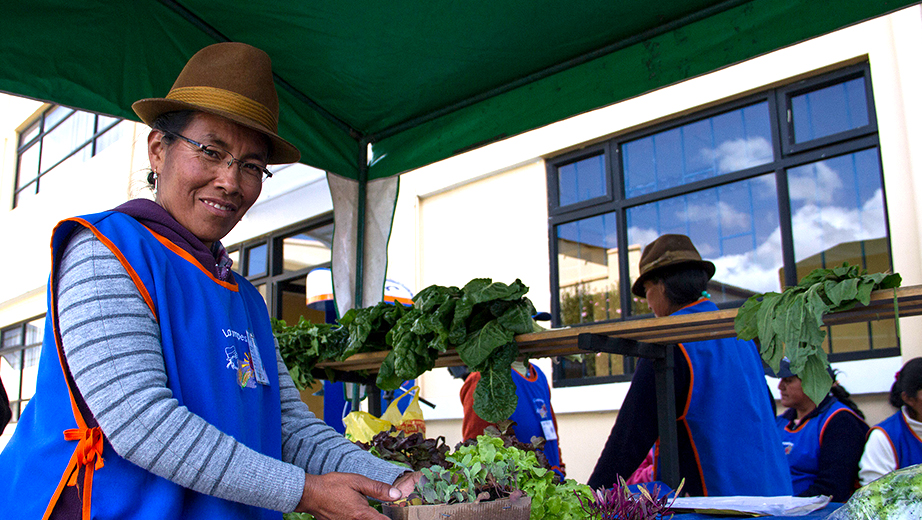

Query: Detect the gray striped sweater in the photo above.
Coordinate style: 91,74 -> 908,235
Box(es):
55,227 -> 405,512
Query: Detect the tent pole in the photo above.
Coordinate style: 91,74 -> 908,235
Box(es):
355,140 -> 368,309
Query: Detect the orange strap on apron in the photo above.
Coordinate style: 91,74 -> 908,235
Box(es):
42,426 -> 105,520
42,238 -> 106,520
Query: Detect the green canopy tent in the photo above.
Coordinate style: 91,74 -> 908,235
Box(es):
2,0 -> 916,314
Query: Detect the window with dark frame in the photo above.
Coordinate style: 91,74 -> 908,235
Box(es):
1,316 -> 45,426
14,104 -> 127,209
226,216 -> 335,325
546,63 -> 895,387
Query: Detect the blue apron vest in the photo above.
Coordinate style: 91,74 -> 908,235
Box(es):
777,398 -> 860,495
508,364 -> 564,477
660,299 -> 792,496
0,212 -> 283,520
873,411 -> 922,470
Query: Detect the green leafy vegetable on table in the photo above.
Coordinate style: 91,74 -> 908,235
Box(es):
274,278 -> 537,423
371,427 -> 592,519
734,263 -> 900,404
826,462 -> 922,519
353,426 -> 452,471
445,432 -> 593,520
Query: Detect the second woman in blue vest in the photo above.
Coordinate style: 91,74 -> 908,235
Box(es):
773,359 -> 869,501
588,234 -> 791,496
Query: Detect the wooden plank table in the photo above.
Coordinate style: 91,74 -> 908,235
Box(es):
315,285 -> 918,489
317,285 -> 920,373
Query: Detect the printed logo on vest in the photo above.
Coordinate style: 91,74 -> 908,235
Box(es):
533,398 -> 550,419
782,441 -> 794,455
225,346 -> 239,370
238,352 -> 257,388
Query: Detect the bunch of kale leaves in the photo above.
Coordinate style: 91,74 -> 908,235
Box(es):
274,278 -> 537,423
273,318 -> 348,389
377,278 -> 537,423
734,263 -> 900,404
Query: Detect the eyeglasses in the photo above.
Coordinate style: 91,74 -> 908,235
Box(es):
165,131 -> 273,183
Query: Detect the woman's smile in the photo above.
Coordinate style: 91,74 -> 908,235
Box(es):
149,112 -> 268,249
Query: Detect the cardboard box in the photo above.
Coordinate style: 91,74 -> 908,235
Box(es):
383,496 -> 531,520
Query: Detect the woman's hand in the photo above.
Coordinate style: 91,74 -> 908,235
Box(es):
296,472 -> 403,520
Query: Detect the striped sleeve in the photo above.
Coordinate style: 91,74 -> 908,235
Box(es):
56,227 -> 304,513
276,346 -> 408,483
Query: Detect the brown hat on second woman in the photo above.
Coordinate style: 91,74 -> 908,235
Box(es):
631,234 -> 716,298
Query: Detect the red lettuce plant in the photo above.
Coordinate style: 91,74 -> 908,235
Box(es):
578,476 -> 683,520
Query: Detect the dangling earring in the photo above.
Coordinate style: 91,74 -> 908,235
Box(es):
152,170 -> 159,197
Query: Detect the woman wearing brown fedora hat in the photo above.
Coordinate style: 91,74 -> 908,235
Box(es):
0,42 -> 416,520
587,234 -> 791,497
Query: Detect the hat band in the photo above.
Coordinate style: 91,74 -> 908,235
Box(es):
166,86 -> 277,132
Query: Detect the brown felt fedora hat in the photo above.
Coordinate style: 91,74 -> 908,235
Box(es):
132,42 -> 300,164
631,234 -> 716,298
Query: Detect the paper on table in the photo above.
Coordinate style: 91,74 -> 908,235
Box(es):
670,495 -> 831,516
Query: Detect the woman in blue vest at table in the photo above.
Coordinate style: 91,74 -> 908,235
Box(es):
588,234 -> 791,497
859,357 -> 922,485
773,359 -> 869,501
0,42 -> 416,520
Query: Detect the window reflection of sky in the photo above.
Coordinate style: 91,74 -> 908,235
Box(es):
555,74 -> 887,306
792,77 -> 868,143
558,154 -> 605,206
628,175 -> 783,294
623,102 -> 772,198
557,212 -> 618,250
788,150 -> 885,264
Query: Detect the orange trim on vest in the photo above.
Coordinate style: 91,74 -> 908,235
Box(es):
675,297 -> 710,314
785,416 -> 812,434
818,407 -> 862,445
144,227 -> 239,291
41,427 -> 104,520
870,425 -> 900,468
43,223 -> 107,520
902,410 -> 922,444
677,344 -> 694,420
64,218 -> 160,318
676,343 -> 709,495
518,363 -> 539,383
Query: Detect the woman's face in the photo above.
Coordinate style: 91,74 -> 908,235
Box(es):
148,112 -> 268,249
903,389 -> 922,421
643,280 -> 674,317
778,376 -> 812,409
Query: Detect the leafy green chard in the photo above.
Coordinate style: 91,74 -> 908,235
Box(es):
274,278 -> 537,423
376,278 -> 537,424
734,263 -> 900,404
272,317 -> 348,388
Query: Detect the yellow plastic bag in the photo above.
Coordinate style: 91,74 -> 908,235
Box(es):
381,385 -> 426,436
343,410 -> 393,443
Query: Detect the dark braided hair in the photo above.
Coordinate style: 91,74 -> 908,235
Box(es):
146,110 -> 197,187
829,371 -> 865,420
644,264 -> 711,308
890,357 -> 922,409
